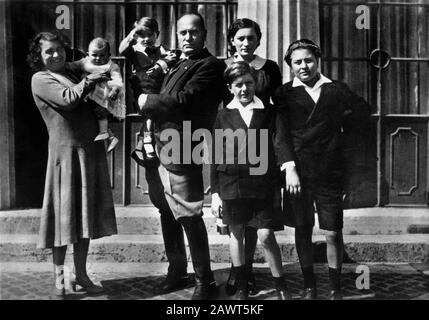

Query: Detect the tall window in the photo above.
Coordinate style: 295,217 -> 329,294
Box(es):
319,0 -> 429,207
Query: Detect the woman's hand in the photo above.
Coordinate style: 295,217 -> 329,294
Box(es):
85,72 -> 110,90
211,193 -> 222,218
86,72 -> 110,83
285,166 -> 301,195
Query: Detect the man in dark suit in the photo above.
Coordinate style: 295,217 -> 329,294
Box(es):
274,39 -> 371,300
135,13 -> 226,300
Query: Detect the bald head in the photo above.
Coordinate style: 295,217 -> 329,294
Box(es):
177,13 -> 207,57
177,13 -> 206,32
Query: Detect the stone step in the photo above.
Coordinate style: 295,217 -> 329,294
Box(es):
1,234 -> 428,263
1,207 -> 428,235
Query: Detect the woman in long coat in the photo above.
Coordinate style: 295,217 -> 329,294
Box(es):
28,32 -> 117,297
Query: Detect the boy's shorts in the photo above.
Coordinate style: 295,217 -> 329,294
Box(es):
282,183 -> 344,231
222,192 -> 284,230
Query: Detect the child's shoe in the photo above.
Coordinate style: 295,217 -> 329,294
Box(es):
107,135 -> 119,153
94,131 -> 109,141
130,139 -> 160,168
143,131 -> 157,159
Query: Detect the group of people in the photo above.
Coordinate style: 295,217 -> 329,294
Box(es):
28,12 -> 370,300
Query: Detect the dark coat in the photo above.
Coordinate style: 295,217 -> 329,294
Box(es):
210,104 -> 279,200
137,48 -> 228,172
273,80 -> 371,187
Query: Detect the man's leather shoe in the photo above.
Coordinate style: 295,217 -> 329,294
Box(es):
225,266 -> 237,296
328,290 -> 343,300
276,288 -> 292,300
192,282 -> 218,300
154,274 -> 189,295
302,287 -> 318,300
247,273 -> 256,295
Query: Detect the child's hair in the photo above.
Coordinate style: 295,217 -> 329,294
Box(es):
134,17 -> 159,34
88,37 -> 111,54
284,39 -> 321,67
224,61 -> 257,85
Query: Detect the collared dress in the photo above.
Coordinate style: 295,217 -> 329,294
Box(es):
31,69 -> 118,248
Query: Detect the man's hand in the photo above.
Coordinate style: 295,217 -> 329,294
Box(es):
285,166 -> 301,195
146,64 -> 162,75
211,193 -> 222,218
164,51 -> 178,63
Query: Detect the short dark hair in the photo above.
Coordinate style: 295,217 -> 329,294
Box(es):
27,32 -> 66,72
224,61 -> 257,85
284,39 -> 322,66
227,18 -> 262,54
88,37 -> 111,54
134,17 -> 160,34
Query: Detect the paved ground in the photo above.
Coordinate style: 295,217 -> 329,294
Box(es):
1,262 -> 428,300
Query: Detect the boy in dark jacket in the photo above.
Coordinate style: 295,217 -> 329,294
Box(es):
274,39 -> 371,300
211,61 -> 289,300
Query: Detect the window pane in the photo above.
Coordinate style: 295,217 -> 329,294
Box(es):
382,61 -> 428,114
381,5 -> 427,58
74,4 -> 124,56
322,60 -> 377,113
11,2 -> 73,42
320,2 -> 376,59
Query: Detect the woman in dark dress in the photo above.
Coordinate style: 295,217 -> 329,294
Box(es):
28,32 -> 117,298
217,18 -> 283,296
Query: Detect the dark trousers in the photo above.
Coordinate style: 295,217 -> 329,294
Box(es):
145,166 -> 213,284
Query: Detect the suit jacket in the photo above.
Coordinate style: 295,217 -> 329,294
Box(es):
273,80 -> 371,185
210,104 -> 279,200
138,48 -> 227,172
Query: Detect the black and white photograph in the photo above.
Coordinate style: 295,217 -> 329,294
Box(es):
0,0 -> 428,310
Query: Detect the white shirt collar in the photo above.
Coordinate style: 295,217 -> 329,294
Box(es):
233,53 -> 266,70
226,96 -> 264,127
226,95 -> 265,111
292,73 -> 332,90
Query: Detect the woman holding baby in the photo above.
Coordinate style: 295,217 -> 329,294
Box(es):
27,32 -> 118,298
